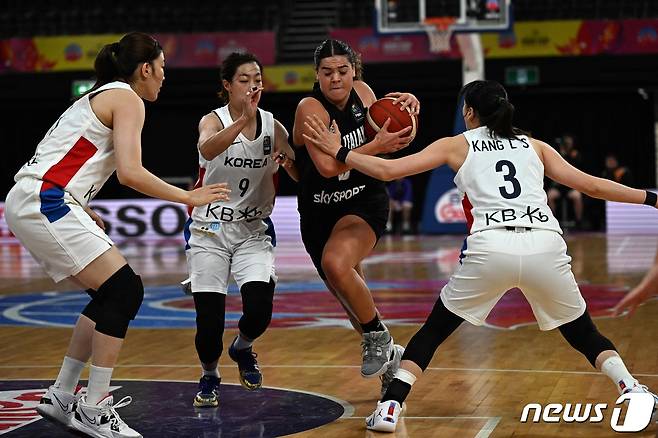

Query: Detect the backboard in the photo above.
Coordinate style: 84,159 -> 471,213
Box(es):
374,0 -> 512,35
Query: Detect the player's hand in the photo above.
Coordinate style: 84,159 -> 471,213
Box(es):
241,86 -> 263,120
186,183 -> 230,206
373,118 -> 413,154
302,115 -> 342,156
612,285 -> 654,318
273,151 -> 294,169
386,92 -> 420,115
85,206 -> 105,231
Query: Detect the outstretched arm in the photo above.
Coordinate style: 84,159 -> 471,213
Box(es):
293,98 -> 412,178
539,140 -> 654,206
112,90 -> 230,206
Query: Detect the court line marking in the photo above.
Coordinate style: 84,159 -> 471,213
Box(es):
1,364 -> 656,378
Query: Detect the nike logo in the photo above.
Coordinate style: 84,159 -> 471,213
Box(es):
230,141 -> 241,146
52,393 -> 70,412
80,408 -> 97,425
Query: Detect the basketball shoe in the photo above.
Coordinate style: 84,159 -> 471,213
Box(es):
361,330 -> 394,377
228,337 -> 262,390
71,394 -> 141,438
379,344 -> 405,399
36,384 -> 84,427
623,382 -> 658,420
193,375 -> 220,408
366,399 -> 402,432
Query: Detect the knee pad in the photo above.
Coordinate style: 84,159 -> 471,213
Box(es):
94,264 -> 144,339
193,293 -> 226,364
559,311 -> 616,367
403,298 -> 464,371
81,289 -> 102,322
238,280 -> 274,340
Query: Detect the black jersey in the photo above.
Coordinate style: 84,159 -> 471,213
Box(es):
296,85 -> 388,213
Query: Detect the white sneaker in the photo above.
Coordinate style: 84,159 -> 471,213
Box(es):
71,394 -> 141,438
35,385 -> 83,427
624,382 -> 658,419
366,399 -> 402,432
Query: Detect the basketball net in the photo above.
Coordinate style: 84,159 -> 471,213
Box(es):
423,17 -> 456,53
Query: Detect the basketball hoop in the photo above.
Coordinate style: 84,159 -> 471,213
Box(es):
423,17 -> 457,53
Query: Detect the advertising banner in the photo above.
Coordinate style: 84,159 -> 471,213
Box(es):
0,31 -> 275,73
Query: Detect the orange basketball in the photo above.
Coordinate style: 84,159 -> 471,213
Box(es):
365,97 -> 418,141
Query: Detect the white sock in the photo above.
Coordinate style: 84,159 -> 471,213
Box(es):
202,368 -> 219,378
54,356 -> 86,393
86,365 -> 113,405
600,355 -> 637,394
233,334 -> 253,350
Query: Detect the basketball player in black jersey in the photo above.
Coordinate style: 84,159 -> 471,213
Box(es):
292,39 -> 418,393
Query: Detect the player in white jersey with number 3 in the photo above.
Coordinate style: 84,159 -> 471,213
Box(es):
185,53 -> 298,408
4,32 -> 229,438
303,80 -> 658,432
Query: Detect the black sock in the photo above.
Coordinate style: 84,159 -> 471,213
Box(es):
360,315 -> 385,333
382,378 -> 411,404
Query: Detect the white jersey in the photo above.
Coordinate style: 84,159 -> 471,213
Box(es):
14,81 -> 130,207
455,126 -> 561,234
190,105 -> 278,224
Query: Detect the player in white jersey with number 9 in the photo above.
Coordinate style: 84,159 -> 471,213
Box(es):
303,79 -> 658,432
4,32 -> 230,438
185,52 -> 298,408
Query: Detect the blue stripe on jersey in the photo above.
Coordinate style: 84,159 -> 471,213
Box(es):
264,217 -> 276,247
183,217 -> 192,250
39,186 -> 70,223
458,236 -> 468,264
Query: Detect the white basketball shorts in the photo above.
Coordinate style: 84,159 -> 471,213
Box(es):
441,228 -> 586,331
185,217 -> 277,294
4,178 -> 113,283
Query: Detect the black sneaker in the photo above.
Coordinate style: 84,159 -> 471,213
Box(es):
193,375 -> 220,407
228,337 -> 262,390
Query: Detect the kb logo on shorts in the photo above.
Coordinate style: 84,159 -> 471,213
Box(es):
520,392 -> 655,432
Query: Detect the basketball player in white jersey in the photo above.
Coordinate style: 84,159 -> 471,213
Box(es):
4,33 -> 229,438
303,80 -> 658,432
185,53 -> 298,408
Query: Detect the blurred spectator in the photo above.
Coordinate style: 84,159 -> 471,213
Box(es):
546,134 -> 584,228
387,177 -> 414,234
601,153 -> 634,186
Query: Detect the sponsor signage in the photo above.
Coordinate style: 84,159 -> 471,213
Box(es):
0,196 -> 301,243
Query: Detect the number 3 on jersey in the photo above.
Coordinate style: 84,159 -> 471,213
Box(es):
495,160 -> 521,199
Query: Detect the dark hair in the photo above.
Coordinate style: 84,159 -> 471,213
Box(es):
84,32 -> 162,98
218,52 -> 263,103
459,80 -> 527,139
313,39 -> 362,80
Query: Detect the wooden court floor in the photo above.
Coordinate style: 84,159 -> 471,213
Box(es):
1,232 -> 657,437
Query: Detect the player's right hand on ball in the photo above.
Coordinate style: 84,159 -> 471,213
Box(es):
187,183 -> 230,206
373,118 -> 413,154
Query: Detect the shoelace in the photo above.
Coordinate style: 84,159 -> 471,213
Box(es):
237,350 -> 259,372
199,377 -> 219,394
362,334 -> 385,358
101,396 -> 132,430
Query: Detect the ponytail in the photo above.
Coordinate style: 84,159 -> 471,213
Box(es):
459,80 -> 528,139
80,32 -> 162,99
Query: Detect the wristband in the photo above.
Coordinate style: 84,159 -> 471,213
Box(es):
335,146 -> 351,163
644,190 -> 657,207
